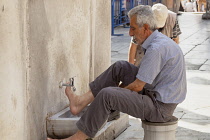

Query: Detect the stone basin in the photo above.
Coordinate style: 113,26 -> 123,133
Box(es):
47,107 -> 88,139
47,107 -> 129,139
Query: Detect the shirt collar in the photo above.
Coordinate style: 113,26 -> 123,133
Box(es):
142,30 -> 159,50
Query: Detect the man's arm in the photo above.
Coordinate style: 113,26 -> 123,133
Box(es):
128,37 -> 139,64
128,42 -> 138,65
172,20 -> 181,44
172,36 -> 179,44
124,78 -> 146,92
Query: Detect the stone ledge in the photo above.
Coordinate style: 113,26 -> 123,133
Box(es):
92,113 -> 129,140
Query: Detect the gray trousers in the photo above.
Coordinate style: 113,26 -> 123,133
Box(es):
76,61 -> 177,138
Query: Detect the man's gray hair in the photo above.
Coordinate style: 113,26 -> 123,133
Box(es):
128,5 -> 157,30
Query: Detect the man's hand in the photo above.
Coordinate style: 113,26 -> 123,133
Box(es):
124,78 -> 146,92
172,36 -> 179,44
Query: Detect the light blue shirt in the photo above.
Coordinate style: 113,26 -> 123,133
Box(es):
136,30 -> 187,103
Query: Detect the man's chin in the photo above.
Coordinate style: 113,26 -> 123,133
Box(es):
134,38 -> 143,45
136,41 -> 142,45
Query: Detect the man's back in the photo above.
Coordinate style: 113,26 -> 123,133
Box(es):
137,31 -> 187,104
161,10 -> 177,38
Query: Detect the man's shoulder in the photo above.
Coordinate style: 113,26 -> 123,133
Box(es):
154,32 -> 172,42
145,30 -> 174,50
151,33 -> 177,49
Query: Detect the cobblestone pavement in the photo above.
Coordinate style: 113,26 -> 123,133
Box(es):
111,12 -> 210,140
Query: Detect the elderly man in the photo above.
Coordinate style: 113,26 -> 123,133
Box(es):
48,5 -> 186,140
129,3 -> 181,66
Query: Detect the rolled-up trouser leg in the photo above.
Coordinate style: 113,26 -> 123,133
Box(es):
76,87 -> 165,138
89,60 -> 139,97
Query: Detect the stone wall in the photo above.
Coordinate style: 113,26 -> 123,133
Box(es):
0,0 -> 26,139
0,0 -> 110,139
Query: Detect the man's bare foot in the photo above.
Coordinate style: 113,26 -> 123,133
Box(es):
70,130 -> 89,140
65,86 -> 82,115
47,137 -> 70,140
65,87 -> 94,115
47,136 -> 71,140
47,130 -> 89,140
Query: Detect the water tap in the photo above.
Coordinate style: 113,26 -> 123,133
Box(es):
59,77 -> 76,92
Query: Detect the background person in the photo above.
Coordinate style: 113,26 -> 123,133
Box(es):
197,0 -> 206,12
185,0 -> 194,12
193,0 -> 198,12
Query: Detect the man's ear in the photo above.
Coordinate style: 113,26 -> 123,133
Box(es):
143,24 -> 153,37
143,24 -> 150,31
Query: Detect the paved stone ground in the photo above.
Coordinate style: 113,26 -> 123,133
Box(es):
111,12 -> 210,140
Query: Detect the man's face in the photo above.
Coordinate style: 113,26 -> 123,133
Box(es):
129,16 -> 148,45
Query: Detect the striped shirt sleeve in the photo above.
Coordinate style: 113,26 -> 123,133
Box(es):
136,47 -> 163,84
172,19 -> 182,38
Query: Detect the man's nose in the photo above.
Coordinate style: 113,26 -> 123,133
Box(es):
129,28 -> 134,36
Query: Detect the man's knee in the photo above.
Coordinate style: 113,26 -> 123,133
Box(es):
97,87 -> 116,100
114,60 -> 130,69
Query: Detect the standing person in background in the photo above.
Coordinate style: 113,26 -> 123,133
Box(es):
128,3 -> 182,66
193,0 -> 198,12
185,0 -> 194,12
181,0 -> 188,10
197,0 -> 206,12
